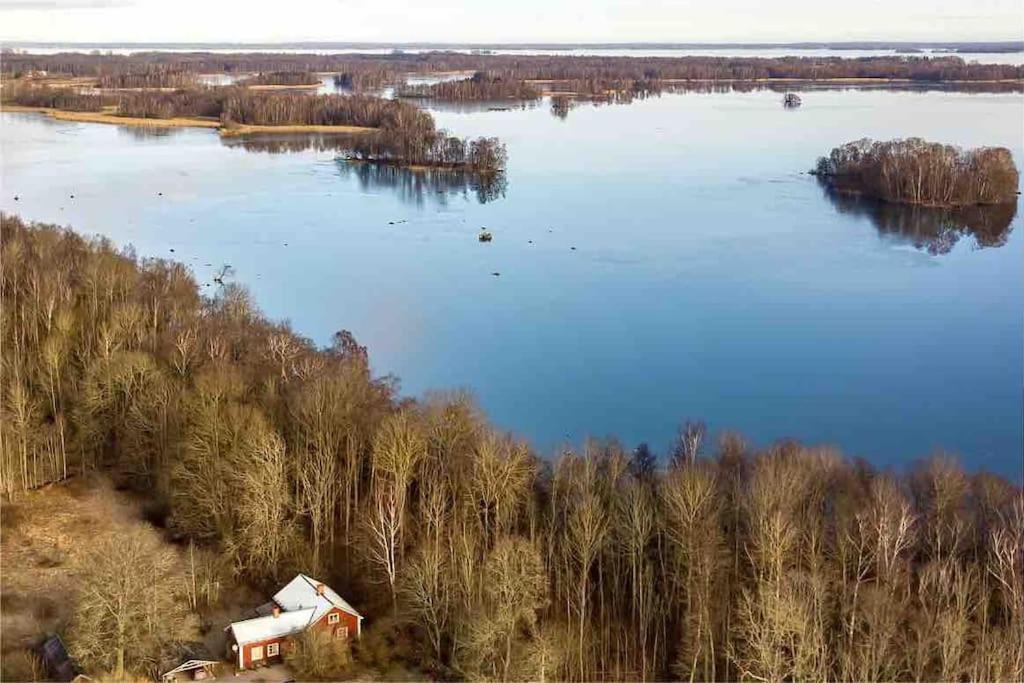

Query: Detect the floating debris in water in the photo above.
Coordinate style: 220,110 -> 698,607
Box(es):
479,230 -> 493,243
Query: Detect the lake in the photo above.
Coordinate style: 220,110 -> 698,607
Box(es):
2,87 -> 1022,478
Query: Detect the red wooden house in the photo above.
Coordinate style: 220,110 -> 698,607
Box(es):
226,574 -> 363,670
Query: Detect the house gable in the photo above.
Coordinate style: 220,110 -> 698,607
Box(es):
312,605 -> 360,640
228,574 -> 363,669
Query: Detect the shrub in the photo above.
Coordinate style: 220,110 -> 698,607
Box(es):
285,629 -> 353,681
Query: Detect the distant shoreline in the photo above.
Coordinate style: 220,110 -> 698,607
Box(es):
0,105 -> 377,137
3,40 -> 1022,53
0,104 -> 222,129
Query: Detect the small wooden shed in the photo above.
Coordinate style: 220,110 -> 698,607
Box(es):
160,643 -> 219,681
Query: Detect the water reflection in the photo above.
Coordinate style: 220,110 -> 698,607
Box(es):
550,95 -> 572,119
117,125 -> 185,141
416,99 -> 540,115
219,133 -> 506,204
660,80 -> 1023,95
220,133 -> 357,154
335,160 -> 507,205
820,183 -> 1017,254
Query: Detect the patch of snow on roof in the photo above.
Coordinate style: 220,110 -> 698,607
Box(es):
229,607 -> 315,644
273,574 -> 362,621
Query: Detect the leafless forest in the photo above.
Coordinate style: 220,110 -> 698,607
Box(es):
1,84 -> 109,111
814,138 -> 1020,207
237,70 -> 321,87
399,72 -> 541,101
1,214 -> 1021,681
1,84 -> 508,172
96,69 -> 199,89
4,51 -> 1022,101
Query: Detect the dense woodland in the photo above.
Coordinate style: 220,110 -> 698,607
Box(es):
219,91 -> 431,128
237,70 -> 321,87
400,71 -> 541,101
1,214 -> 1021,682
814,138 -> 1020,207
97,69 -> 198,89
1,84 -> 108,111
4,52 -> 1022,102
1,84 -> 507,172
114,87 -> 227,119
341,131 -> 507,172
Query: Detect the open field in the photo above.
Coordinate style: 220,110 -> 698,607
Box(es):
0,477 -> 174,679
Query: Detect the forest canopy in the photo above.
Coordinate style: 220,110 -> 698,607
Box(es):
237,71 -> 321,87
1,214 -> 1021,682
814,138 -> 1020,207
4,52 -> 1021,102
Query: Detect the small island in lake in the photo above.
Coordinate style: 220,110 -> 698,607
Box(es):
812,137 -> 1019,207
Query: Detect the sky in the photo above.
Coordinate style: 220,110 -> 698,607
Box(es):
0,0 -> 1022,44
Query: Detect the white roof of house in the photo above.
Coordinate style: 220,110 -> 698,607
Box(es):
273,573 -> 363,621
229,607 -> 316,645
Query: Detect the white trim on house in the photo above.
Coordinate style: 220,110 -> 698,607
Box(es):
228,573 -> 364,669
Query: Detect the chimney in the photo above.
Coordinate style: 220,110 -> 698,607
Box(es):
272,606 -> 281,618
316,584 -> 326,596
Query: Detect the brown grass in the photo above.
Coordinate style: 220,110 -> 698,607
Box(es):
0,476 -> 154,668
2,104 -> 379,137
0,104 -> 221,129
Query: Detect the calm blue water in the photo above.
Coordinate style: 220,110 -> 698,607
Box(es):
2,88 -> 1022,478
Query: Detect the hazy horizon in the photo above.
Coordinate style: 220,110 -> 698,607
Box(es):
1,0 -> 1022,44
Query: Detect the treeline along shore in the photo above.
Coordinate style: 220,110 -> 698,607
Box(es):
3,51 -> 1022,102
813,138 -> 1020,208
0,84 -> 508,172
1,213 -> 1021,681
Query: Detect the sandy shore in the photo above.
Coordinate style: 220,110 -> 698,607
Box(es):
2,105 -> 377,136
1,105 -> 222,129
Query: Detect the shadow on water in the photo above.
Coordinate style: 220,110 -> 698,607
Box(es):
335,160 -> 507,206
819,181 -> 1017,255
219,133 -> 359,154
117,125 -> 186,141
219,133 -> 507,205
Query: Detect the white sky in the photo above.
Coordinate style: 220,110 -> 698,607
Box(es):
1,0 -> 1022,44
